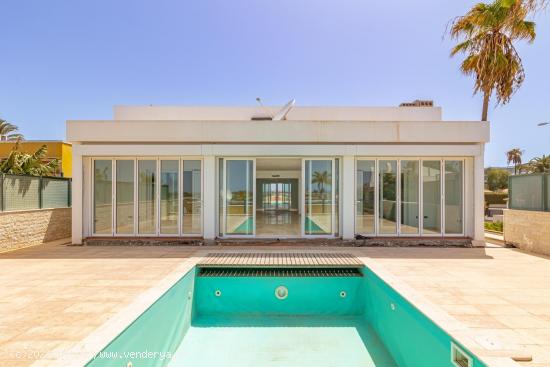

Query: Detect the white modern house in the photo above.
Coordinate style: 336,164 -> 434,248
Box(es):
67,102 -> 489,245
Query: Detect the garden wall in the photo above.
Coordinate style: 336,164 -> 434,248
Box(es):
0,208 -> 71,252
504,209 -> 550,257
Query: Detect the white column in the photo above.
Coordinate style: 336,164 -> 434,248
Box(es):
202,156 -> 216,240
473,144 -> 485,245
71,143 -> 83,245
342,156 -> 355,240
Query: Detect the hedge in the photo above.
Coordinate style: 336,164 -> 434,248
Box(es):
485,192 -> 508,205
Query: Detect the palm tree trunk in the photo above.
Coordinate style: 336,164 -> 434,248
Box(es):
481,92 -> 490,121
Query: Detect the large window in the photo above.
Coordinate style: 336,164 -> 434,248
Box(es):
304,159 -> 333,235
224,160 -> 254,235
183,160 -> 202,234
92,158 -> 203,237
356,158 -> 464,237
400,160 -> 420,235
445,161 -> 463,234
356,160 -> 376,234
116,160 -> 134,234
422,161 -> 441,235
160,160 -> 179,234
379,160 -> 397,234
138,160 -> 157,234
94,160 -> 112,234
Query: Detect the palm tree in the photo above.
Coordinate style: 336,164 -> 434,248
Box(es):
506,148 -> 523,174
0,139 -> 59,176
525,155 -> 550,173
0,118 -> 24,141
449,0 -> 536,121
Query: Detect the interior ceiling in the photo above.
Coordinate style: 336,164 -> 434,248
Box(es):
256,158 -> 302,171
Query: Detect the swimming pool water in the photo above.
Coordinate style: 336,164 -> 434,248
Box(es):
87,266 -> 487,367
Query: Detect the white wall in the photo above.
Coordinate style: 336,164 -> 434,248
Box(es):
113,105 -> 443,122
72,143 -> 482,242
67,120 -> 489,144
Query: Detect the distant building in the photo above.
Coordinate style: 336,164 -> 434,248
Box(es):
0,141 -> 72,177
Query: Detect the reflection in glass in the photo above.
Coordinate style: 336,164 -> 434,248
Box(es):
116,160 -> 134,234
334,158 -> 340,237
262,183 -> 291,210
183,160 -> 201,234
218,158 -> 224,237
423,160 -> 441,234
94,160 -> 112,234
225,160 -> 254,235
400,160 -> 419,234
160,160 -> 179,234
379,160 -> 397,234
356,160 -> 376,234
138,160 -> 157,234
305,160 -> 333,235
445,161 -> 463,234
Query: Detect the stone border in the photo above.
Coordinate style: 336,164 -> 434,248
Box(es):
83,237 -> 474,247
34,252 -> 207,367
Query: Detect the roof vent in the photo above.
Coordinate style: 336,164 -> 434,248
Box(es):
399,99 -> 433,107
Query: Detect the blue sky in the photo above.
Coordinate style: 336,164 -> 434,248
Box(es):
0,0 -> 548,167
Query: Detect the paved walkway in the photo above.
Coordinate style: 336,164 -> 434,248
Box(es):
0,241 -> 549,366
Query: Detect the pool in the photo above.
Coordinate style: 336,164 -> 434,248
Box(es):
87,266 -> 487,367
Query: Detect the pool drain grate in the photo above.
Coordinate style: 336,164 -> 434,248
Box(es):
198,267 -> 363,277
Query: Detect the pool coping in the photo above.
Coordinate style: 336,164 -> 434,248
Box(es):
358,257 -> 523,367
31,254 -> 205,367
37,250 -> 522,367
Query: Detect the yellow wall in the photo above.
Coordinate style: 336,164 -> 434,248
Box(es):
0,141 -> 72,177
61,143 -> 72,177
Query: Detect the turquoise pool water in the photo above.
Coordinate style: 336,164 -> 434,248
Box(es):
87,266 -> 487,367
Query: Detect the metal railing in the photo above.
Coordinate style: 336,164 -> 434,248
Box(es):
0,174 -> 71,212
508,173 -> 550,212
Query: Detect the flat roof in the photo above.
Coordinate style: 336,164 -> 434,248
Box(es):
113,105 -> 445,122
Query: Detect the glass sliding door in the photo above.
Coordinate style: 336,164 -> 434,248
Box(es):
116,160 -> 134,234
422,160 -> 442,235
445,160 -> 463,234
400,160 -> 420,235
304,159 -> 333,235
224,159 -> 254,235
160,160 -> 179,235
138,160 -> 157,234
93,160 -> 112,235
356,160 -> 376,234
379,160 -> 397,234
183,160 -> 202,234
262,182 -> 291,211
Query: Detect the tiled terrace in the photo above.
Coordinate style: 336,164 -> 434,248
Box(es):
0,240 -> 549,366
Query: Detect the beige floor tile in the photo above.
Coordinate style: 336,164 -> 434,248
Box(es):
1,242 -> 550,367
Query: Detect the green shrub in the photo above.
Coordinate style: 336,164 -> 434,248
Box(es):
484,221 -> 503,232
486,168 -> 510,191
485,192 -> 508,205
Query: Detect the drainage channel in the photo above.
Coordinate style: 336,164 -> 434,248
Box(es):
198,267 -> 363,277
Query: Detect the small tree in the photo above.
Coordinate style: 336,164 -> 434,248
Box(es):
0,140 -> 59,176
524,155 -> 550,173
486,168 -> 510,191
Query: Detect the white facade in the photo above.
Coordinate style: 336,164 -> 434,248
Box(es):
67,105 -> 489,245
